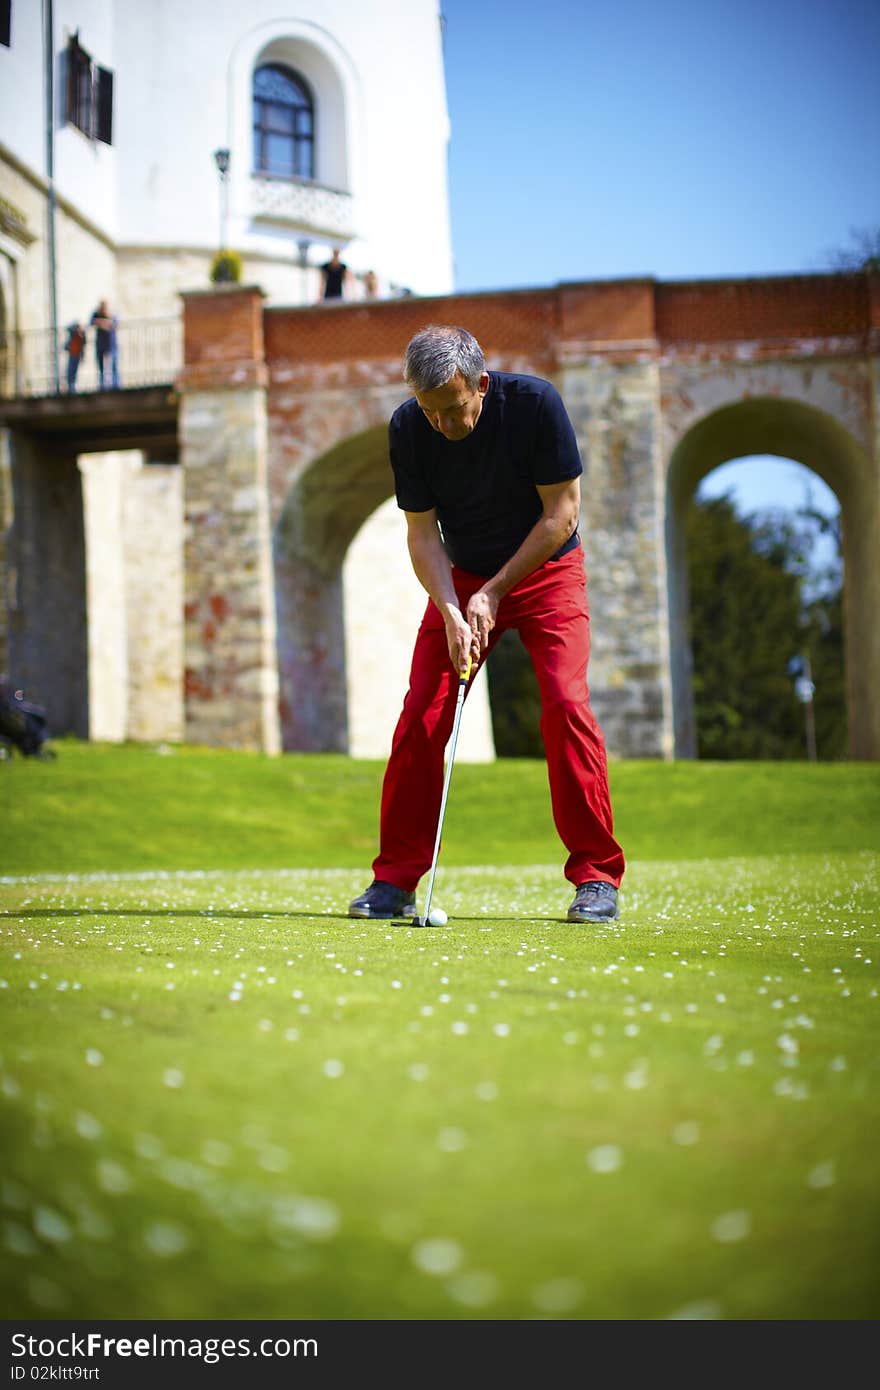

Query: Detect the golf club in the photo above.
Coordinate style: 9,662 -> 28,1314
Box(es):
402,655 -> 473,927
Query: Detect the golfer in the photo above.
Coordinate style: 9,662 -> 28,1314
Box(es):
349,325 -> 625,922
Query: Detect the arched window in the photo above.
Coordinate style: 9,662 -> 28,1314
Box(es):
253,64 -> 314,180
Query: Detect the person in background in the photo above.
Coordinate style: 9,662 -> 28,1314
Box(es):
363,269 -> 379,299
90,299 -> 120,388
319,248 -> 350,301
64,321 -> 86,393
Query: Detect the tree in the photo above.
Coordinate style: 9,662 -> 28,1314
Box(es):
486,630 -> 543,759
486,493 -> 847,761
686,495 -> 846,759
824,227 -> 880,273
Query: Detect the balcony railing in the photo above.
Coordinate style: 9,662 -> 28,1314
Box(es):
250,173 -> 356,240
0,317 -> 183,399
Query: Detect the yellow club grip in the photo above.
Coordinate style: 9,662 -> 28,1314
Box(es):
459,655 -> 473,681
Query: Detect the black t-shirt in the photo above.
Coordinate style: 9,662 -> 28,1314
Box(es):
389,371 -> 583,576
321,262 -> 346,297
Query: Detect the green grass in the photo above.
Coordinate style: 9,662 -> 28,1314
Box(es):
1,744 -> 879,1320
2,739 -> 878,873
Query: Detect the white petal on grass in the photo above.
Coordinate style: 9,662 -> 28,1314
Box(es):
412,1237 -> 463,1276
446,1270 -> 499,1308
75,1112 -> 103,1140
143,1220 -> 190,1258
274,1196 -> 340,1241
163,1068 -> 185,1089
134,1132 -> 164,1160
4,1219 -> 40,1256
667,1298 -> 723,1320
33,1205 -> 73,1244
532,1277 -> 584,1313
201,1139 -> 232,1167
258,1146 -> 289,1173
323,1059 -> 345,1078
586,1144 -> 622,1174
710,1209 -> 751,1243
85,1049 -> 103,1067
475,1081 -> 498,1101
672,1121 -> 700,1146
436,1127 -> 467,1153
96,1160 -> 132,1195
806,1161 -> 836,1189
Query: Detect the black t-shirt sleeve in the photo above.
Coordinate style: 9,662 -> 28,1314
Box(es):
531,383 -> 583,485
390,408 -> 435,513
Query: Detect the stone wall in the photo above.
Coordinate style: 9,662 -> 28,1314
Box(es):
79,451 -> 183,742
179,376 -> 279,752
7,273 -> 876,759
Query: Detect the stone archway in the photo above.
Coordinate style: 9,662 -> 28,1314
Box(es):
274,423 -> 497,758
666,396 -> 877,758
274,424 -> 392,750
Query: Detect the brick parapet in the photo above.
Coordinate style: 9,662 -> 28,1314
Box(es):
178,285 -> 267,394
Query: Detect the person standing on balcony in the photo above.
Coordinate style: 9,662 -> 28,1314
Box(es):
319,248 -> 350,301
90,299 -> 120,389
64,321 -> 86,393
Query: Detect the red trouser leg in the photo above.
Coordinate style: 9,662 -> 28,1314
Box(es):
510,549 -> 624,887
372,548 -> 625,892
371,608 -> 465,892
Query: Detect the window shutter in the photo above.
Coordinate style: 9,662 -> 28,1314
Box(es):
96,67 -> 114,145
65,39 -> 78,122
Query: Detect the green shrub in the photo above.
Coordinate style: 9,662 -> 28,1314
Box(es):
209,249 -> 243,284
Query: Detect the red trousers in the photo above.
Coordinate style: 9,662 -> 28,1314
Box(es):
372,546 -> 625,891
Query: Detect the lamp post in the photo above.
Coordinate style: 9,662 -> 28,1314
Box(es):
213,148 -> 230,252
792,653 -> 817,762
297,238 -> 311,304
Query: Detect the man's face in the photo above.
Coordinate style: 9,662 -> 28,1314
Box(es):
415,370 -> 489,441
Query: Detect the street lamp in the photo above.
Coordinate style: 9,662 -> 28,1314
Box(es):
297,238 -> 311,303
790,653 -> 818,761
213,148 -> 230,251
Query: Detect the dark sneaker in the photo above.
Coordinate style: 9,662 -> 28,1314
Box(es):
349,880 -> 417,919
567,881 -> 619,923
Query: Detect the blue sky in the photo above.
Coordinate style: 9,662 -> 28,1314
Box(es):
441,0 -> 878,290
440,0 -> 878,527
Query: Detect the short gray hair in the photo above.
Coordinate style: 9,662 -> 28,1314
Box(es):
404,326 -> 485,392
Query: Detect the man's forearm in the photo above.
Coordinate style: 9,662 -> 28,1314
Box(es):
482,510 -> 576,603
407,529 -> 460,619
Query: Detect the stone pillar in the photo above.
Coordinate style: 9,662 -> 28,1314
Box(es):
5,430 -> 88,735
177,287 -> 280,753
850,349 -> 880,759
557,283 -> 672,758
0,427 -> 10,677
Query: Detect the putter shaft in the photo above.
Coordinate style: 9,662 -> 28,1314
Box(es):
421,657 -> 472,923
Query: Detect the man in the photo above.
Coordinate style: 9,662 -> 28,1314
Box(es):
349,325 -> 625,924
64,321 -> 86,393
90,300 -> 119,388
319,248 -> 349,301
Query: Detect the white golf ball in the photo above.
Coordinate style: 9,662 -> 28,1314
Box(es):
427,907 -> 448,927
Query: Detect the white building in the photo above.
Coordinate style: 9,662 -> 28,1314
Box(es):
0,0 -> 454,337
0,0 -> 496,760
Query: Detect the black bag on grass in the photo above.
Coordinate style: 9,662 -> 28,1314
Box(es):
0,678 -> 55,759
